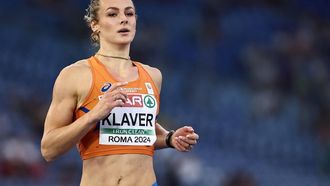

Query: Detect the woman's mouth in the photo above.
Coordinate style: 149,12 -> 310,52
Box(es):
118,28 -> 130,33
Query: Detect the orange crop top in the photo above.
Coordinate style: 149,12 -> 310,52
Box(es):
75,56 -> 160,160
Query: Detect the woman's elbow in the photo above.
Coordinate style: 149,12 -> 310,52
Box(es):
40,141 -> 56,162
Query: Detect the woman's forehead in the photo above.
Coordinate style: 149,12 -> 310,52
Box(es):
99,0 -> 135,9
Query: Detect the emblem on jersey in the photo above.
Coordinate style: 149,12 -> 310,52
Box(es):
145,82 -> 154,94
123,95 -> 143,107
144,95 -> 156,108
99,93 -> 158,146
101,83 -> 112,92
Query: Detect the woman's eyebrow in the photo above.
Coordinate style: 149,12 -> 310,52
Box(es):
106,6 -> 135,11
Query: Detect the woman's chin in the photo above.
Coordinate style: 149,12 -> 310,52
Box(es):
113,40 -> 133,45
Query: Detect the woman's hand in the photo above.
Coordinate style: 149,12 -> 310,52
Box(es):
171,126 -> 199,152
88,82 -> 128,123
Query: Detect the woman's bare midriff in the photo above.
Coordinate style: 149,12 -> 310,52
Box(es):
80,154 -> 156,186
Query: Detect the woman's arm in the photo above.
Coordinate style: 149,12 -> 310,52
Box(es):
41,66 -> 94,161
154,123 -> 170,149
41,64 -> 127,161
141,64 -> 199,151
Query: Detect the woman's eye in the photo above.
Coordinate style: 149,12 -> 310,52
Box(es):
126,12 -> 135,17
108,13 -> 117,17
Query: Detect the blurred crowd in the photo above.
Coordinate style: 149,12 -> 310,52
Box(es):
0,0 -> 329,185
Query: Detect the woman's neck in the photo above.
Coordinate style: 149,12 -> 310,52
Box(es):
96,43 -> 133,70
98,43 -> 131,60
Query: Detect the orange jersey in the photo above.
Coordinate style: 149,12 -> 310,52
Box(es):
75,56 -> 160,160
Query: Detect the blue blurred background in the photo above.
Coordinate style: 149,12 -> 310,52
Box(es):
1,0 -> 330,185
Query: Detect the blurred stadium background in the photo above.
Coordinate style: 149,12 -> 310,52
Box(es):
1,0 -> 330,185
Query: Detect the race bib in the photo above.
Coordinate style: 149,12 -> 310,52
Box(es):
99,94 -> 157,146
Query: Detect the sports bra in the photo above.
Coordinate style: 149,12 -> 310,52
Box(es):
75,56 -> 160,160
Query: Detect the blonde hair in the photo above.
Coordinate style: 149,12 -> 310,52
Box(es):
84,0 -> 101,46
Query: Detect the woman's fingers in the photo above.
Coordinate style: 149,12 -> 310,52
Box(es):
173,137 -> 187,151
112,92 -> 127,103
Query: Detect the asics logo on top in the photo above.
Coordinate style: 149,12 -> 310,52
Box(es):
101,83 -> 112,92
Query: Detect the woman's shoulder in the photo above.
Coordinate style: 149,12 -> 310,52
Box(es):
138,62 -> 162,92
53,59 -> 92,97
56,59 -> 92,86
58,59 -> 90,77
65,59 -> 90,72
138,63 -> 161,78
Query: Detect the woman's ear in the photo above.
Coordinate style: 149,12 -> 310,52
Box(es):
91,20 -> 100,32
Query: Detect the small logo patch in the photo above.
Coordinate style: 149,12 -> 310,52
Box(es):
101,83 -> 112,92
145,83 -> 154,94
144,95 -> 156,108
